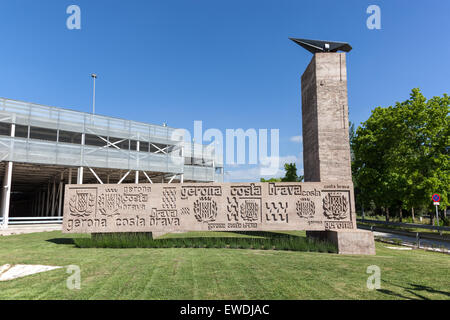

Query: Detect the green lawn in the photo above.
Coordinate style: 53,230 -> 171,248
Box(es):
0,231 -> 449,300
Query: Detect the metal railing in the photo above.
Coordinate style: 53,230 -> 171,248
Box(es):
0,136 -> 184,173
357,218 -> 450,232
183,165 -> 223,182
0,98 -> 178,144
0,216 -> 63,225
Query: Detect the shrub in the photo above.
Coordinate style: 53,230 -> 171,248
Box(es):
74,232 -> 338,253
439,216 -> 449,227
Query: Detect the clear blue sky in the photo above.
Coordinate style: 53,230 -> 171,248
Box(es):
1,0 -> 449,181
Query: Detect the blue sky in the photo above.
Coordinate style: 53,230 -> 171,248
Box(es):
1,0 -> 449,181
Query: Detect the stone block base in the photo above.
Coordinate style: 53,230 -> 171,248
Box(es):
307,230 -> 376,255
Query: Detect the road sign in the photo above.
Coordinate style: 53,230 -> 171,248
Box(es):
432,194 -> 441,226
434,202 -> 440,206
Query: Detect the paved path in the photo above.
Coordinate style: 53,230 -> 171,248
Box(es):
372,230 -> 450,251
0,224 -> 62,236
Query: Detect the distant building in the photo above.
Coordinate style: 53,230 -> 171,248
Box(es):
0,98 -> 223,227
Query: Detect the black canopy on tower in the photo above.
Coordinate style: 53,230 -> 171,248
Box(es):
289,38 -> 352,54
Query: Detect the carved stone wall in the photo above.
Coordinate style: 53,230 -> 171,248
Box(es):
63,182 -> 356,234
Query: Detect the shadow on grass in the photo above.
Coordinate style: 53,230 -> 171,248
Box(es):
376,289 -> 414,300
407,283 -> 450,298
46,238 -> 75,245
378,280 -> 450,300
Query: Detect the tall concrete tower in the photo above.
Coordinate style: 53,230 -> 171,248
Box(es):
290,38 -> 353,182
291,38 -> 376,255
301,52 -> 352,182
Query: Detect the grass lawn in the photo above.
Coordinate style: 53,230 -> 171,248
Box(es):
0,231 -> 449,300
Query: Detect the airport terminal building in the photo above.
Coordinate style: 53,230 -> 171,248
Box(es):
0,98 -> 223,228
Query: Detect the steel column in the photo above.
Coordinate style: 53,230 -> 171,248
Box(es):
57,172 -> 64,216
1,161 -> 13,229
78,133 -> 85,184
1,123 -> 15,228
135,140 -> 140,184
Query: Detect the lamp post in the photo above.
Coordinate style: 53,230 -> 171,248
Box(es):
91,73 -> 97,114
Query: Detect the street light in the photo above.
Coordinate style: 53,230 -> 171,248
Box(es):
91,73 -> 97,114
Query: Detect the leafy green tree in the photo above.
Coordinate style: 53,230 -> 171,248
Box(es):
352,89 -> 449,221
281,163 -> 300,182
260,163 -> 304,182
349,121 -> 356,162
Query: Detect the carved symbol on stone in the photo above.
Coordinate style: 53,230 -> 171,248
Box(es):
69,190 -> 95,217
323,193 -> 349,220
296,200 -> 315,218
265,202 -> 288,223
240,200 -> 259,222
97,193 -> 121,217
162,188 -> 176,209
226,197 -> 239,221
194,197 -> 218,223
180,207 -> 190,215
150,208 -> 180,226
99,208 -> 119,217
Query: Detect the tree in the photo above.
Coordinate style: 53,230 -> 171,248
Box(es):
352,88 -> 449,221
281,163 -> 303,182
260,163 -> 304,182
349,121 -> 356,162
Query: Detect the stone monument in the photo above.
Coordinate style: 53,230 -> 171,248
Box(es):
61,38 -> 376,255
63,182 -> 356,234
291,38 -> 375,254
